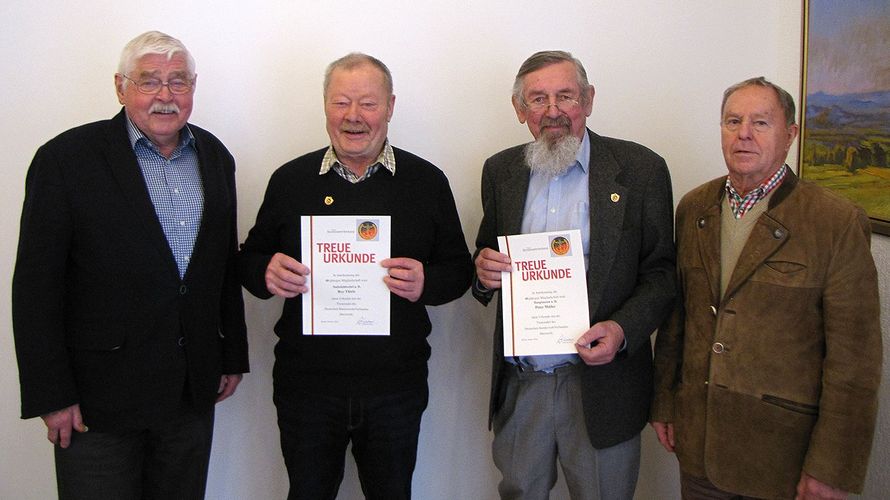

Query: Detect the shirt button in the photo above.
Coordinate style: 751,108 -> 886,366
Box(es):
179,221 -> 186,226
712,342 -> 725,354
550,208 -> 557,214
173,188 -> 180,194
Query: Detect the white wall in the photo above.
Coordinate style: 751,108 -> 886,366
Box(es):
1,1 -> 887,499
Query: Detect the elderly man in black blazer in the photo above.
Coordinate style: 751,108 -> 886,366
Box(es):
473,51 -> 675,500
12,31 -> 248,499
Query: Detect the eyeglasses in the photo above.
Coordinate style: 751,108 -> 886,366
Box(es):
120,74 -> 194,95
722,117 -> 773,133
523,95 -> 582,113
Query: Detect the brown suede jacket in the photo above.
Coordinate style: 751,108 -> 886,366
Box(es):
652,171 -> 882,498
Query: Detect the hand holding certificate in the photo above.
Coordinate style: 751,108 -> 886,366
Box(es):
498,230 -> 589,356
301,215 -> 391,335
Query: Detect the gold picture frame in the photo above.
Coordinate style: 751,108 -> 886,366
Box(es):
799,0 -> 890,235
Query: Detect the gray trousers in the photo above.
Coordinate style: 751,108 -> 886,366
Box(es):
492,364 -> 640,500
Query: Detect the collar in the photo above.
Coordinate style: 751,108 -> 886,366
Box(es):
725,164 -> 788,218
576,131 -> 591,174
125,114 -> 194,152
319,141 -> 396,178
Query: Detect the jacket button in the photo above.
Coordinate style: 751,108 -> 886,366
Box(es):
179,285 -> 188,295
773,228 -> 785,239
710,305 -> 717,316
712,342 -> 725,354
697,217 -> 706,228
178,336 -> 187,346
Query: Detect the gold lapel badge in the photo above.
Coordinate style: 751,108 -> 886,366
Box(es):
324,196 -> 334,206
610,193 -> 620,203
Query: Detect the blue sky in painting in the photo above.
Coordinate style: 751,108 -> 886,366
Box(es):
810,0 -> 889,38
807,0 -> 890,95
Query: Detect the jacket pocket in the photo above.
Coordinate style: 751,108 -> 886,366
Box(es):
762,394 -> 819,416
764,260 -> 806,274
66,320 -> 128,351
753,258 -> 813,288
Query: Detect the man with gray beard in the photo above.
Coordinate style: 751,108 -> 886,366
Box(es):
473,50 -> 676,500
525,132 -> 582,177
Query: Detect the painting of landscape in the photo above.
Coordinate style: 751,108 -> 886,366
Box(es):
800,0 -> 890,234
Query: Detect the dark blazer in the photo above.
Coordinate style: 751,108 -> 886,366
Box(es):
652,173 -> 881,497
474,129 -> 676,448
12,109 -> 249,431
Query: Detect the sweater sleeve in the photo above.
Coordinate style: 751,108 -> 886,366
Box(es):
237,168 -> 284,300
418,170 -> 472,306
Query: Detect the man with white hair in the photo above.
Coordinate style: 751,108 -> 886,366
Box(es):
12,31 -> 248,499
238,52 -> 471,500
473,50 -> 676,499
651,76 -> 881,499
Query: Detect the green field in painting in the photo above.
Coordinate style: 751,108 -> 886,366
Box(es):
801,164 -> 890,222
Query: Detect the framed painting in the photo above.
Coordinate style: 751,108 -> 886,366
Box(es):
799,0 -> 890,235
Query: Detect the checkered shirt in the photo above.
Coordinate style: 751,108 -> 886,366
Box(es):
319,142 -> 396,183
126,117 -> 204,278
725,164 -> 788,219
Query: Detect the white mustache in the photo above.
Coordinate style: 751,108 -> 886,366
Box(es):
149,103 -> 180,114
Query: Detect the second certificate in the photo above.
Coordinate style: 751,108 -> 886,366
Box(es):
301,215 -> 391,335
498,230 -> 589,356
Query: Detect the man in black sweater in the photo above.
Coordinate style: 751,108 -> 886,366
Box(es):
238,53 -> 472,500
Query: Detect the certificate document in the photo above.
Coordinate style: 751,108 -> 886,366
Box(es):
498,230 -> 589,356
301,215 -> 390,335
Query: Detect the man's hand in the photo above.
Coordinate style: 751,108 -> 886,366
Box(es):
381,258 -> 424,302
575,320 -> 625,365
796,472 -> 847,500
474,248 -> 512,290
265,253 -> 310,298
216,374 -> 243,403
650,421 -> 675,453
41,404 -> 87,449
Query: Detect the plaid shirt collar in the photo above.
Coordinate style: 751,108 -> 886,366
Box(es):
725,164 -> 788,219
319,141 -> 396,183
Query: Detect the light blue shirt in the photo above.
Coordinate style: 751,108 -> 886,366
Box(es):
126,117 -> 204,279
515,132 -> 591,372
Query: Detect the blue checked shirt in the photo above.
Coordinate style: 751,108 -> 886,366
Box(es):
126,117 -> 204,279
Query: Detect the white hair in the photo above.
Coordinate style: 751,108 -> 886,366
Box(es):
117,31 -> 195,85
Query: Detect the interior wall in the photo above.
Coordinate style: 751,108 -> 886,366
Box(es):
1,2 -> 886,499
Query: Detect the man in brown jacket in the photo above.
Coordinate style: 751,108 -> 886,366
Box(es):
651,77 -> 882,499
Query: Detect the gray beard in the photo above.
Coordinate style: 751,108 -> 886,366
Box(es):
524,135 -> 582,177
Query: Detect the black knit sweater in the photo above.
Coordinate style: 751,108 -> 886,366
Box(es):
239,146 -> 472,396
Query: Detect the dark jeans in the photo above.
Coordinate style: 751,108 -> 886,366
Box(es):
274,385 -> 429,500
54,406 -> 215,500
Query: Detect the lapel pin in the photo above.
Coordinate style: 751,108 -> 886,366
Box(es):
610,193 -> 620,203
324,196 -> 334,206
